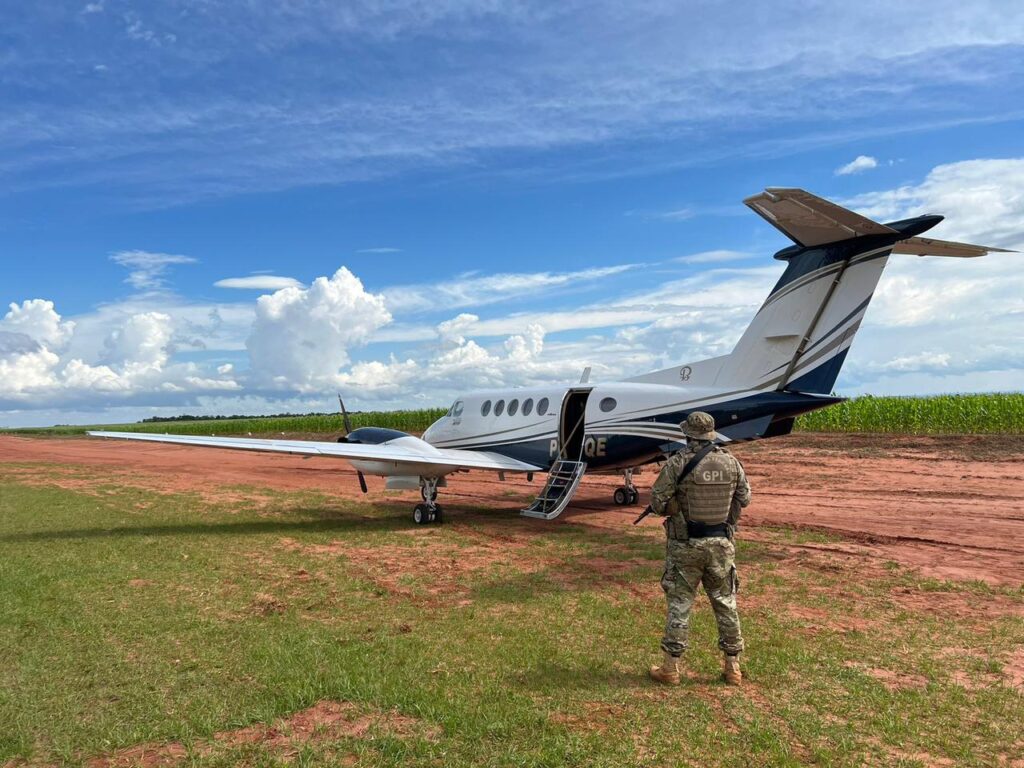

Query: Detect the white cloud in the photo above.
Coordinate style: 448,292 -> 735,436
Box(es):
650,208 -> 695,222
1,300 -> 75,349
382,264 -> 636,313
356,247 -> 402,254
674,250 -> 750,265
835,157 -> 1024,392
214,275 -> 303,290
246,267 -> 392,390
835,155 -> 879,175
110,250 -> 197,291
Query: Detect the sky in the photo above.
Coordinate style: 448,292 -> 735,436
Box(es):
2,1 -> 1023,427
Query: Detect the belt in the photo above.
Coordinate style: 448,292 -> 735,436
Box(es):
686,521 -> 730,539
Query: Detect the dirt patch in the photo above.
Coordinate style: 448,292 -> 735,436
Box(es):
1004,647 -> 1024,690
3,432 -> 1023,587
548,701 -> 626,733
845,662 -> 929,691
786,605 -> 877,635
250,592 -> 287,616
888,587 -> 1024,620
85,700 -> 438,767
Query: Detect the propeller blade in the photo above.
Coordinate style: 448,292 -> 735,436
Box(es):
337,393 -> 353,434
357,470 -> 368,494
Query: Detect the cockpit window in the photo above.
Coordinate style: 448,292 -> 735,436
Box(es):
453,400 -> 464,417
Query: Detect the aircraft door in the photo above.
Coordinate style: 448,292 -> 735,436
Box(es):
558,389 -> 591,461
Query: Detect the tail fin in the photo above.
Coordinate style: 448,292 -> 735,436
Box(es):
630,188 -> 1011,394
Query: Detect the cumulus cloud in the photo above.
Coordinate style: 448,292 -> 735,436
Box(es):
1,300 -> 75,349
110,250 -> 197,291
0,300 -> 239,404
835,155 -> 879,176
246,267 -> 392,390
214,275 -> 303,290
837,157 -> 1024,391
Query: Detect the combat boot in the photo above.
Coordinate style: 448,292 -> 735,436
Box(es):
648,651 -> 681,685
723,654 -> 742,686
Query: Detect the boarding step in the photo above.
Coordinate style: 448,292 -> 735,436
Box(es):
520,460 -> 587,520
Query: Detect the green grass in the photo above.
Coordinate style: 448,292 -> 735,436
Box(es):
2,393 -> 1022,438
1,467 -> 1022,766
794,392 -> 1024,434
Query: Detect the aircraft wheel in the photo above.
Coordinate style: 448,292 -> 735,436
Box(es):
613,487 -> 629,505
413,504 -> 430,525
432,506 -> 444,524
629,489 -> 640,505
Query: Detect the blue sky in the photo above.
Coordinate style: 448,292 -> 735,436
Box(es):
2,1 -> 1023,426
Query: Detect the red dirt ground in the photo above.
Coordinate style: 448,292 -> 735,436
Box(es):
1,432 -> 1022,587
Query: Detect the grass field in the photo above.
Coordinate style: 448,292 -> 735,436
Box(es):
1,463 -> 1022,766
2,393 -> 1022,438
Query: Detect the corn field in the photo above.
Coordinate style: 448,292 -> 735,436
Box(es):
3,408 -> 448,437
3,394 -> 1022,437
793,393 -> 1024,434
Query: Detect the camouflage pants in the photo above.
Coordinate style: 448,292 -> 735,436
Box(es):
660,537 -> 743,657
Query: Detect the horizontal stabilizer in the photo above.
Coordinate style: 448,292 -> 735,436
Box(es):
891,236 -> 1014,258
744,187 -> 897,247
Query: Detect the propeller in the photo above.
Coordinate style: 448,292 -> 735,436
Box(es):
338,393 -> 353,434
338,393 -> 368,494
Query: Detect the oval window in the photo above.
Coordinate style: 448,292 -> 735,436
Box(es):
522,398 -> 534,416
599,397 -> 617,412
508,399 -> 519,416
481,400 -> 491,417
537,397 -> 549,416
494,399 -> 505,416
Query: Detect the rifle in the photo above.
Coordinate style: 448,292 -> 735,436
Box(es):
632,440 -> 719,525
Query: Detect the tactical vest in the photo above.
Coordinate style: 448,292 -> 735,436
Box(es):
680,448 -> 738,525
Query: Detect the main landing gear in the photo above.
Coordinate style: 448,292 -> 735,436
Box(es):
413,478 -> 444,525
613,468 -> 640,506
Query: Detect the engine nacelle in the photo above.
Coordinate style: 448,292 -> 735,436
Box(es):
342,429 -> 453,478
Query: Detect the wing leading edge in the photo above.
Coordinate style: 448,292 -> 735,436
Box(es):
87,431 -> 542,473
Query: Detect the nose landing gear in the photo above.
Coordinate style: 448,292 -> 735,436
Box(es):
413,478 -> 444,524
612,468 -> 640,506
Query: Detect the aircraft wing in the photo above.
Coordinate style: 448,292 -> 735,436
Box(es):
744,187 -> 898,247
890,236 -> 1014,258
87,431 -> 542,473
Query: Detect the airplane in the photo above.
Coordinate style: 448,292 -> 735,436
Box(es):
90,188 -> 1011,525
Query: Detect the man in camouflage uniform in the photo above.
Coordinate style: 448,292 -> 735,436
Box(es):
647,411 -> 751,686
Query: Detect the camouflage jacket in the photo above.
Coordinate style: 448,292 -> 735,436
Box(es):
649,441 -> 751,535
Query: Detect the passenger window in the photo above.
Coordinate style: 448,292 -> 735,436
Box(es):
481,400 -> 491,417
522,398 -> 533,416
599,397 -> 617,412
537,397 -> 549,416
494,399 -> 505,416
508,399 -> 519,416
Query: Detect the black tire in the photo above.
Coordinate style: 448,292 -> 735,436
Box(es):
629,489 -> 640,505
613,487 -> 628,505
413,504 -> 428,525
433,506 -> 444,524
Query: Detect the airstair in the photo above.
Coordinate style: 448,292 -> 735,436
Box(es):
520,459 -> 587,520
